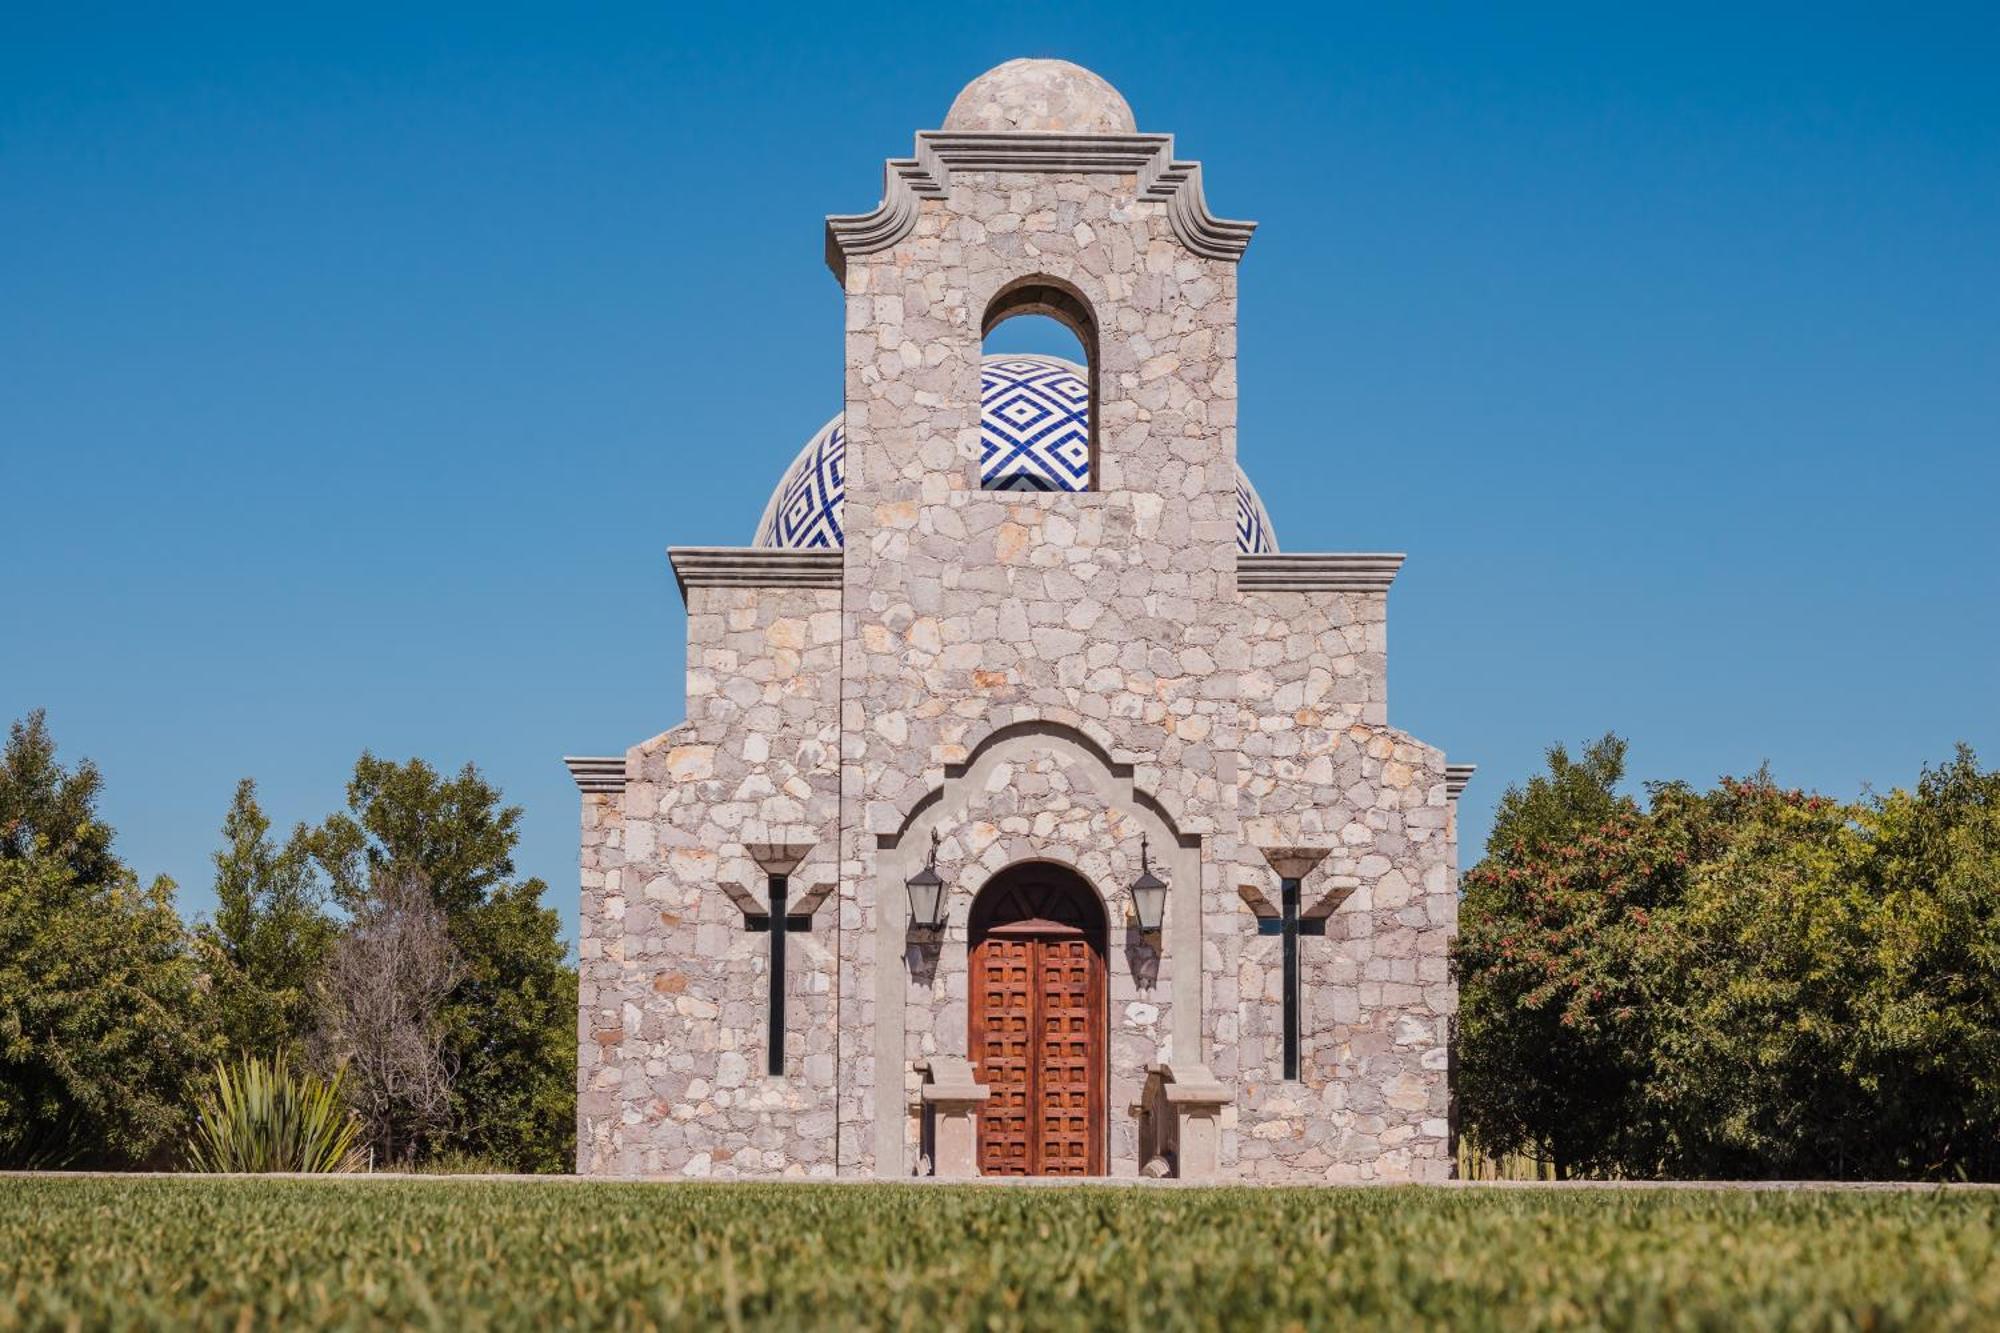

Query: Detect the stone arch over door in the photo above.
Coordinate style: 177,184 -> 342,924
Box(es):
870,716 -> 1204,1177
968,861 -> 1109,1176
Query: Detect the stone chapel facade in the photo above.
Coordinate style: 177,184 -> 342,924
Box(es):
566,59 -> 1472,1183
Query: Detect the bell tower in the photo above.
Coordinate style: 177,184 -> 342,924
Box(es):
821,59 -> 1260,1174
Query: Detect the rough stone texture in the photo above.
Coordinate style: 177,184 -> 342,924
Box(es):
574,786 -> 623,1171
943,59 -> 1138,135
574,62 -> 1459,1183
575,581 -> 843,1177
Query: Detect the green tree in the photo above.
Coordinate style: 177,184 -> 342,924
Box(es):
1453,735 -> 1673,1175
312,754 -> 575,1171
0,712 -> 209,1167
1853,746 -> 2000,1178
1644,774 -> 1873,1177
1457,739 -> 2000,1182
441,879 -> 577,1172
0,709 -> 114,886
1648,757 -> 2000,1180
193,780 -> 334,1060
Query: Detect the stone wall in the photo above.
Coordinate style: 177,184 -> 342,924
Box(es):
577,580 -> 842,1176
1238,588 -> 1390,731
1226,730 -> 1457,1182
574,786 -> 624,1173
1212,588 -> 1452,1180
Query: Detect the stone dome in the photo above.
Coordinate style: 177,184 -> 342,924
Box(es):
754,353 -> 1277,554
942,59 -> 1137,135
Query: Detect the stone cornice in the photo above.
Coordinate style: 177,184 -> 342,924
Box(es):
564,756 -> 626,795
826,131 -> 1257,279
1236,553 -> 1406,592
667,547 -> 844,601
1445,764 -> 1477,801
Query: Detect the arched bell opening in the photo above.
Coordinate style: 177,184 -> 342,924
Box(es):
967,861 -> 1108,1176
979,276 -> 1099,492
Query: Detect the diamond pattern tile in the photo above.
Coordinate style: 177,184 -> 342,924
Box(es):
755,354 -> 1276,553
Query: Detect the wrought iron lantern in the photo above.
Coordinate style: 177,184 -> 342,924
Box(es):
1130,835 -> 1168,934
905,831 -> 946,933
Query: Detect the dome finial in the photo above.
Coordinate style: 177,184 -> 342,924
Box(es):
943,59 -> 1136,134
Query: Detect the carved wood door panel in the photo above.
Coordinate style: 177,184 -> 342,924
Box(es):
968,867 -> 1106,1176
972,935 -> 1036,1175
1034,935 -> 1099,1176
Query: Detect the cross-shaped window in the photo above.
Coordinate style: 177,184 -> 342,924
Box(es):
745,872 -> 813,1077
1256,874 -> 1326,1081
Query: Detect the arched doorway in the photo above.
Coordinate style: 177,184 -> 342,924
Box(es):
968,862 -> 1107,1176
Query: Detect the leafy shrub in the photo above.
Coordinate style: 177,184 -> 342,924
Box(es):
412,1150 -> 515,1175
1457,739 -> 2000,1180
185,1054 -> 363,1174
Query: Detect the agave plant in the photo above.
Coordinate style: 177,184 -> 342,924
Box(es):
186,1053 -> 364,1173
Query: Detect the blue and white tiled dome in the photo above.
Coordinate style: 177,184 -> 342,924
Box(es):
754,354 -> 1278,553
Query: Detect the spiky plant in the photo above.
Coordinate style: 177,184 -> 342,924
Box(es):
185,1054 -> 364,1173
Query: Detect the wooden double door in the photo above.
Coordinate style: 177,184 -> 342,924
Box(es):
968,865 -> 1107,1176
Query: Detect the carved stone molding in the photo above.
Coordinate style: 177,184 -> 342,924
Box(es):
667,547 -> 843,601
1445,764 -> 1477,802
1237,553 -> 1406,592
826,131 -> 1257,279
563,756 -> 626,795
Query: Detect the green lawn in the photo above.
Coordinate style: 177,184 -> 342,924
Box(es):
5,1177 -> 1998,1331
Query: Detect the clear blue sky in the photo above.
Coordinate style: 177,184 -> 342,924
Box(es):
5,3 -> 1995,948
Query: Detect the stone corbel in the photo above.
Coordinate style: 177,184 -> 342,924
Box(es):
715,879 -> 768,921
1260,846 -> 1331,880
1235,882 -> 1278,918
1141,1063 -> 1232,1181
746,843 -> 814,878
1306,876 -> 1359,920
725,843 -> 824,928
916,1057 -> 990,1179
